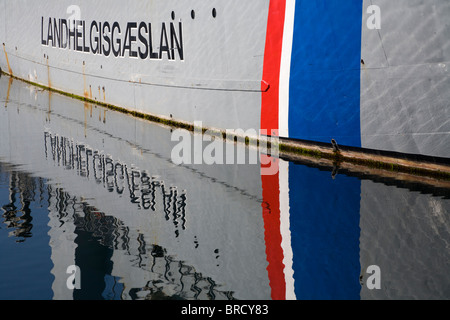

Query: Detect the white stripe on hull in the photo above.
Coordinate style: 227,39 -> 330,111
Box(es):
278,0 -> 296,138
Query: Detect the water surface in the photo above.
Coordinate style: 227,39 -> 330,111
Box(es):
0,75 -> 449,300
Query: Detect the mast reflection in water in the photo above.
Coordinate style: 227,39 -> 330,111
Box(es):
0,74 -> 449,300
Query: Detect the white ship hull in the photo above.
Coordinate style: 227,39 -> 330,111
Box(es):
1,0 -> 449,160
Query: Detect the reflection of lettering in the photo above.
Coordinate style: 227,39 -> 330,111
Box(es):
44,132 -> 187,235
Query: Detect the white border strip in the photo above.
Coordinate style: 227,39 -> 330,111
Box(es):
278,0 -> 296,138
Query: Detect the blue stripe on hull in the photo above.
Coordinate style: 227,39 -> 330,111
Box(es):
289,162 -> 361,299
288,0 -> 363,148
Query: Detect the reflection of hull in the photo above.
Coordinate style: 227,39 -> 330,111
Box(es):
359,180 -> 450,300
0,76 -> 271,300
1,77 -> 449,300
265,154 -> 450,300
1,0 -> 449,159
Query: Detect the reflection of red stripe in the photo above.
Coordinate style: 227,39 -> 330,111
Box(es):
261,155 -> 285,300
261,0 -> 286,136
261,0 -> 287,300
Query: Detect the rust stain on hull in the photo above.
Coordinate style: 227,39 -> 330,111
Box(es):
46,57 -> 52,88
3,44 -> 13,75
84,102 -> 90,138
82,62 -> 89,99
4,77 -> 13,108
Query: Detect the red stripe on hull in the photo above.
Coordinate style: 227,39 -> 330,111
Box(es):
261,0 -> 286,136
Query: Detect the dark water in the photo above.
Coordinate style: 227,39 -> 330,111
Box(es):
0,75 -> 449,300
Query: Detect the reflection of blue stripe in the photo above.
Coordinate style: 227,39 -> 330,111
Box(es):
288,0 -> 363,147
289,163 -> 361,300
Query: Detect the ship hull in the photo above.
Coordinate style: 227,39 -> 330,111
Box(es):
1,0 -> 449,159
